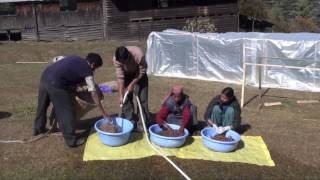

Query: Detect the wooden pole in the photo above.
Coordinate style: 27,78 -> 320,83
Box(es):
16,62 -> 48,64
264,102 -> 282,107
297,100 -> 319,104
101,0 -> 107,40
244,63 -> 320,71
32,3 -> 39,41
241,40 -> 246,108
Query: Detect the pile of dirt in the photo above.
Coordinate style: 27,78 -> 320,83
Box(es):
211,134 -> 234,142
157,130 -> 182,137
99,123 -> 119,133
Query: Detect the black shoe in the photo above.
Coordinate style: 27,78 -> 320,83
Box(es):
32,128 -> 49,136
68,137 -> 86,148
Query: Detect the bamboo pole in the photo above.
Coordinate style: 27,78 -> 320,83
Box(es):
16,62 -> 48,64
297,100 -> 319,104
264,102 -> 282,107
240,40 -> 246,108
244,63 -> 320,71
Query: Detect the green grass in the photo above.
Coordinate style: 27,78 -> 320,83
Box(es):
0,41 -> 320,180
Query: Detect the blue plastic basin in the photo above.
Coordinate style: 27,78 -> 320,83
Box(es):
94,117 -> 133,147
201,127 -> 241,152
148,124 -> 189,148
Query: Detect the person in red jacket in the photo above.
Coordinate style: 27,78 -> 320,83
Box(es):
156,85 -> 198,136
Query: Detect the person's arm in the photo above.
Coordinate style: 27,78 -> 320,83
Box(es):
91,91 -> 109,119
85,76 -> 110,119
113,56 -> 125,104
156,105 -> 170,126
156,104 -> 174,132
204,97 -> 217,125
127,78 -> 139,92
117,80 -> 125,105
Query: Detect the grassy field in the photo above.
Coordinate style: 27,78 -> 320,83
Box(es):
0,41 -> 319,179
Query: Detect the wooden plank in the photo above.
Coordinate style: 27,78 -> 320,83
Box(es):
297,100 -> 319,104
264,102 -> 282,107
16,61 -> 48,64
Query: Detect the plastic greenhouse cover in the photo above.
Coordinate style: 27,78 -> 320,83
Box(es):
146,30 -> 320,92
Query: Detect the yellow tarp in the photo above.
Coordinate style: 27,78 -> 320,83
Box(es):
83,133 -> 275,166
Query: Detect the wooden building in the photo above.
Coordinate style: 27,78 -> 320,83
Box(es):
0,0 -> 103,41
0,0 -> 239,41
239,14 -> 273,32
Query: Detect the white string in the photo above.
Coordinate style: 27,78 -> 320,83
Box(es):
134,93 -> 191,180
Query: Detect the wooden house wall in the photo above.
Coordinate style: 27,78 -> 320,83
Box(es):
104,0 -> 239,41
0,1 -> 103,41
1,0 -> 238,41
36,2 -> 103,41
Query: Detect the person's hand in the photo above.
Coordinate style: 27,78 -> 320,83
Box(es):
119,96 -> 123,105
211,124 -> 218,131
76,98 -> 87,110
127,84 -> 134,92
217,126 -> 231,134
163,123 -> 174,132
103,113 -> 111,122
207,119 -> 214,127
177,127 -> 184,136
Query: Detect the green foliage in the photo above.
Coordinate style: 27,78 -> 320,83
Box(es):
182,18 -> 218,33
296,0 -> 312,17
240,0 -> 320,32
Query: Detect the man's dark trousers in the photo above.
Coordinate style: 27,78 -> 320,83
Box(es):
34,73 -> 77,147
122,74 -> 150,127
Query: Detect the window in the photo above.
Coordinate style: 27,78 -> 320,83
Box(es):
59,0 -> 77,11
0,3 -> 16,15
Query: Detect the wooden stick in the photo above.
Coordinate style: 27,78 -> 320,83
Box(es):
297,100 -> 319,104
245,63 -> 320,71
303,118 -> 318,121
16,61 -> 48,64
240,40 -> 246,108
264,102 -> 282,107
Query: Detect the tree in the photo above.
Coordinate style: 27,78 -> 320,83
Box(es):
239,0 -> 268,19
182,17 -> 218,33
289,16 -> 320,32
296,0 -> 312,17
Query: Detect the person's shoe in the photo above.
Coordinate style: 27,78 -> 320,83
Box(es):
75,137 -> 86,146
68,137 -> 86,148
32,128 -> 49,136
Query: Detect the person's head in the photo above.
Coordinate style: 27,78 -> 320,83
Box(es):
171,85 -> 184,104
220,87 -> 234,104
115,46 -> 129,63
86,53 -> 103,71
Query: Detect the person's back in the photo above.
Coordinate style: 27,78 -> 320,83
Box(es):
44,56 -> 93,88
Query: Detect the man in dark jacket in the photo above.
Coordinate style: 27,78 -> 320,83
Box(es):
33,53 -> 110,147
204,87 -> 241,134
156,85 -> 198,135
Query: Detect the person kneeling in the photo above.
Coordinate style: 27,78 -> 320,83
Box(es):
204,87 -> 241,134
156,85 -> 197,136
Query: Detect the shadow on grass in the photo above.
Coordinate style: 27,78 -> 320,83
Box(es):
236,140 -> 245,151
184,136 -> 195,147
127,132 -> 144,144
0,111 -> 12,119
237,124 -> 251,134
